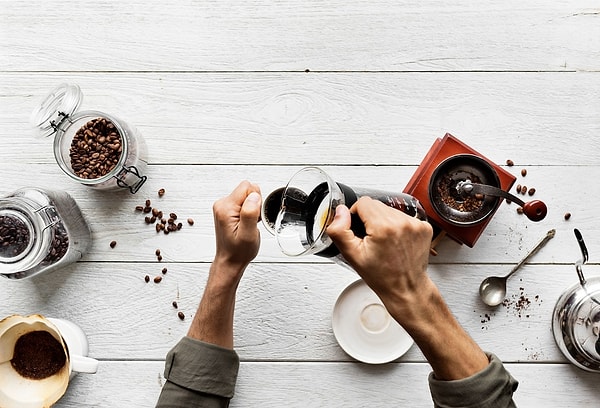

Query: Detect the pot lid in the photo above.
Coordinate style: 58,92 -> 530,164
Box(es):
29,83 -> 83,138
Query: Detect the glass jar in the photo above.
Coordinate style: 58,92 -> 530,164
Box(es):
30,84 -> 148,194
0,188 -> 92,279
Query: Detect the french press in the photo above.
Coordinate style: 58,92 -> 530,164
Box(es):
552,229 -> 600,372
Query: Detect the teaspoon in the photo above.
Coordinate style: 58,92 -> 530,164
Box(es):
479,229 -> 555,306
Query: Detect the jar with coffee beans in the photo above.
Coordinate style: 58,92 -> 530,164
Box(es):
0,188 -> 92,279
30,84 -> 148,193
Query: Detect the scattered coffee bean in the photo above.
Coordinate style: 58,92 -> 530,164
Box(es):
157,211 -> 163,219
144,216 -> 152,224
521,185 -> 527,195
154,276 -> 162,283
169,213 -> 177,220
162,267 -> 167,274
157,255 -> 163,261
155,249 -> 161,256
178,311 -> 185,320
521,169 -> 527,177
168,218 -> 174,225
69,118 -> 122,179
110,240 -> 117,248
516,184 -> 522,193
150,216 -> 157,223
144,275 -> 150,283
564,212 -> 572,220
506,159 -> 514,166
177,222 -> 183,230
143,206 -> 152,213
145,199 -> 151,207
517,207 -> 524,214
158,188 -> 165,197
152,208 -> 159,217
528,188 -> 536,196
135,206 -> 144,212
164,229 -> 170,235
172,301 -> 178,309
187,218 -> 194,226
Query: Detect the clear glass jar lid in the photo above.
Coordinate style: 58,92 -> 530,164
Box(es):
30,83 -> 83,138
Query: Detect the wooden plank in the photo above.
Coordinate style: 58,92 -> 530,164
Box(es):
0,163 -> 596,263
1,1 -> 599,72
52,361 -> 599,407
2,262 -> 598,362
1,73 -> 599,166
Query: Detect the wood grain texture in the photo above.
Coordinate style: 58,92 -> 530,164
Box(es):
2,0 -> 600,406
52,361 -> 599,407
1,0 -> 599,72
1,73 -> 599,165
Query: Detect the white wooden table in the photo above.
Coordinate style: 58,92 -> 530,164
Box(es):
1,1 -> 599,406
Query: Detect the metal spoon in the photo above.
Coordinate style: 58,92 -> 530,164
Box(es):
479,229 -> 555,306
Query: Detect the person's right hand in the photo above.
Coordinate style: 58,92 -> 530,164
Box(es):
326,197 -> 434,324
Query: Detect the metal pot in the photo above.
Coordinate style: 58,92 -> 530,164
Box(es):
552,230 -> 600,373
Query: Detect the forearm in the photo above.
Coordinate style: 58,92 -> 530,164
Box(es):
385,279 -> 489,381
187,260 -> 245,349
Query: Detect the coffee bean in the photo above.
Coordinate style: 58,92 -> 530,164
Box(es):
177,223 -> 182,230
521,169 -> 527,177
157,211 -> 163,219
162,267 -> 167,274
110,240 -> 117,248
516,184 -> 522,193
157,255 -> 163,261
145,199 -> 151,207
150,216 -> 157,223
155,223 -> 162,233
155,249 -> 161,256
506,159 -> 514,166
154,276 -> 162,283
145,216 -> 152,224
187,218 -> 194,226
521,185 -> 527,195
517,207 -> 524,214
172,301 -> 178,309
69,118 -> 122,179
158,188 -> 165,197
528,188 -> 535,196
564,212 -> 572,220
152,208 -> 159,217
145,275 -> 150,283
143,206 -> 152,213
178,311 -> 185,320
135,206 -> 144,212
169,213 -> 177,220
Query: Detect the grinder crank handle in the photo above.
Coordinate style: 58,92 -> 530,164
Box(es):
459,182 -> 547,222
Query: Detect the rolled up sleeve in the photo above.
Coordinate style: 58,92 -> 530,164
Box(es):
156,337 -> 240,408
428,353 -> 518,408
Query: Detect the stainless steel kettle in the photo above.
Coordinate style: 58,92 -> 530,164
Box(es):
552,229 -> 600,373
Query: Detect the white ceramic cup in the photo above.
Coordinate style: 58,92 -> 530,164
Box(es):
0,314 -> 98,408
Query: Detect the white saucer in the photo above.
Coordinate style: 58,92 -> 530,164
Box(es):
332,279 -> 414,364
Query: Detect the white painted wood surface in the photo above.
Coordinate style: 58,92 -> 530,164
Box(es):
1,0 -> 599,406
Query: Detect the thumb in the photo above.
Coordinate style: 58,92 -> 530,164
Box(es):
326,205 -> 362,257
239,192 -> 261,238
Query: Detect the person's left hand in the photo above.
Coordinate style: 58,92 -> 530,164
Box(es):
212,181 -> 262,275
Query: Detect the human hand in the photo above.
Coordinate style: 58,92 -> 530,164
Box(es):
326,197 -> 434,322
212,181 -> 262,276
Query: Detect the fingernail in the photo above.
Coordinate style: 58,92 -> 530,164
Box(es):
246,192 -> 261,204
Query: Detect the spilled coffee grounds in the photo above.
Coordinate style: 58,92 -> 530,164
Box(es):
11,330 -> 67,379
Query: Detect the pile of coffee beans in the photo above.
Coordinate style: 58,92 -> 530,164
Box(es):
69,118 -> 122,179
0,215 -> 31,258
40,225 -> 69,266
437,174 -> 484,215
135,195 -> 194,236
11,330 -> 66,380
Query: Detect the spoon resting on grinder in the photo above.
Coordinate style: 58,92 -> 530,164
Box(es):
457,181 -> 548,222
479,229 -> 556,307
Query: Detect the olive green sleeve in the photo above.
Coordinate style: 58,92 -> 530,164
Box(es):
155,337 -> 240,408
428,353 -> 518,408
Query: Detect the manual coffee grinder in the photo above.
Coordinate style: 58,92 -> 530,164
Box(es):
404,133 -> 547,250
